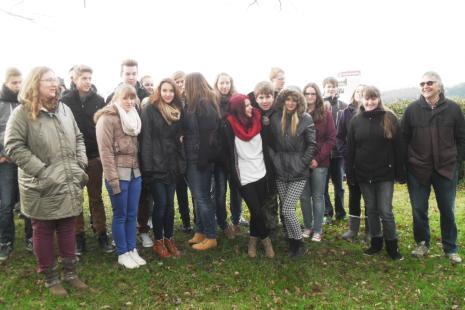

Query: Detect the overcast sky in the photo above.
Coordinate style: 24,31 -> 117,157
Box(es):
1,0 -> 464,98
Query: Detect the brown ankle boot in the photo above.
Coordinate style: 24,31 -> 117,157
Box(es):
188,233 -> 206,244
44,267 -> 68,297
248,237 -> 258,258
192,239 -> 217,250
153,239 -> 171,258
261,237 -> 275,258
62,258 -> 88,290
223,225 -> 236,240
164,238 -> 181,258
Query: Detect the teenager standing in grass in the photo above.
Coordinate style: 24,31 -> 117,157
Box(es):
337,85 -> 368,241
5,67 -> 88,296
222,94 -> 275,258
269,86 -> 316,257
346,86 -> 404,260
299,83 -> 336,242
95,84 -> 146,269
141,78 -> 185,259
213,72 -> 244,238
402,71 -> 465,264
183,72 -> 221,251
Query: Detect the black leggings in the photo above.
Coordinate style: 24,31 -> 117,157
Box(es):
239,177 -> 269,239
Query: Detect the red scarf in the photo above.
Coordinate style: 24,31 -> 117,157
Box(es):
227,108 -> 262,141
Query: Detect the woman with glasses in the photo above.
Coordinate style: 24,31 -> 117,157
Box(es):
5,67 -> 88,296
299,83 -> 336,242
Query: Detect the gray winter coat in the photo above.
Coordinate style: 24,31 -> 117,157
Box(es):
4,103 -> 88,220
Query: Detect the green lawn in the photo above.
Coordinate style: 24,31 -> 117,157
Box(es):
0,183 -> 464,309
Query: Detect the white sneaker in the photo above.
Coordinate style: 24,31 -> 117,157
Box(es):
129,249 -> 146,266
446,253 -> 462,264
311,233 -> 322,242
411,241 -> 429,257
302,229 -> 313,239
118,252 -> 139,269
140,233 -> 154,248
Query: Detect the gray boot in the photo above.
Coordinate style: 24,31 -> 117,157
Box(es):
62,257 -> 88,290
43,266 -> 68,297
248,237 -> 258,258
341,216 -> 361,241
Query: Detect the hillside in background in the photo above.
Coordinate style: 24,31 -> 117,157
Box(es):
382,82 -> 465,103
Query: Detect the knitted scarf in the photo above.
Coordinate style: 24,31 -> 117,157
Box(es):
115,104 -> 141,136
157,101 -> 181,125
226,108 -> 262,141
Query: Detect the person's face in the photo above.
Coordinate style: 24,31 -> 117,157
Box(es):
217,75 -> 231,95
324,83 -> 337,97
175,77 -> 185,94
142,78 -> 154,94
121,65 -> 138,86
362,96 -> 380,111
5,76 -> 22,93
160,82 -> 175,104
118,94 -> 136,112
272,72 -> 285,90
75,72 -> 92,94
39,71 -> 58,99
256,93 -> 274,111
285,96 -> 297,112
354,85 -> 364,103
420,75 -> 441,101
244,99 -> 253,118
304,87 -> 317,111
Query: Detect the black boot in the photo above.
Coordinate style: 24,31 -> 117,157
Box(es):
75,233 -> 86,256
292,239 -> 307,258
385,239 -> 404,261
98,232 -> 114,253
288,239 -> 296,257
364,236 -> 383,256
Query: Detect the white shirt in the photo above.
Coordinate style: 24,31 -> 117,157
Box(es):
235,134 -> 266,186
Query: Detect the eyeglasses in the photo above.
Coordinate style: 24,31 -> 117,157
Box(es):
40,78 -> 59,84
419,81 -> 435,87
304,92 -> 317,96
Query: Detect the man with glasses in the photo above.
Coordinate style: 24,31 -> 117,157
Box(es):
401,71 -> 465,264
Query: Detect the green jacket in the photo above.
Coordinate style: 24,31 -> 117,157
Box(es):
4,103 -> 88,220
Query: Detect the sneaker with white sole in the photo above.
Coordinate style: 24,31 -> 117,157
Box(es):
140,233 -> 154,248
411,241 -> 429,257
118,252 -> 139,269
446,253 -> 462,264
129,249 -> 146,266
302,229 -> 313,239
311,233 -> 322,242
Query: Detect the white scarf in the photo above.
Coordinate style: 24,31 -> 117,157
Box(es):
115,104 -> 141,136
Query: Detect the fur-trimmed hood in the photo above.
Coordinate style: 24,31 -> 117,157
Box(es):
94,103 -> 118,124
274,86 -> 307,116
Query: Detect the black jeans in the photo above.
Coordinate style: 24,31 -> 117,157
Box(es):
176,175 -> 192,227
324,157 -> 346,219
348,182 -> 362,217
150,181 -> 176,240
239,177 -> 269,239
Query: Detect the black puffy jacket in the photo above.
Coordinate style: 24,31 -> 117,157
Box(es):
140,103 -> 185,183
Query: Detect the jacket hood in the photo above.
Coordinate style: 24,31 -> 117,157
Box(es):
0,84 -> 19,103
275,86 -> 307,116
94,103 -> 118,123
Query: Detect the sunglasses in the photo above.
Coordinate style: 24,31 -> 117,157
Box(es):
304,92 -> 317,96
419,81 -> 435,87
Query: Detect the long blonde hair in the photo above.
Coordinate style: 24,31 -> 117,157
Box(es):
19,66 -> 60,120
275,87 -> 307,137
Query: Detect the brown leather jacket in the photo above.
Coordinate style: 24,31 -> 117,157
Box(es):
95,104 -> 139,194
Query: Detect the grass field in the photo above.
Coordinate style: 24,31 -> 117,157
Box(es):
0,183 -> 464,309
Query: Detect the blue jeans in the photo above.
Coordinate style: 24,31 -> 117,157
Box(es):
300,167 -> 327,234
105,177 -> 141,256
186,162 -> 216,239
0,162 -> 18,245
359,181 -> 397,241
324,157 -> 345,219
150,181 -> 176,240
212,164 -> 242,228
407,170 -> 458,254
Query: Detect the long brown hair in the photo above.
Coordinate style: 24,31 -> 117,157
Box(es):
149,78 -> 182,109
19,66 -> 60,120
184,72 -> 220,116
213,72 -> 237,97
303,82 -> 325,123
359,86 -> 397,139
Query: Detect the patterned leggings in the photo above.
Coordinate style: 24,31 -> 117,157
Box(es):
276,179 -> 307,240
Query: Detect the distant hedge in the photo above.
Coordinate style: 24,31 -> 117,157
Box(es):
387,98 -> 465,181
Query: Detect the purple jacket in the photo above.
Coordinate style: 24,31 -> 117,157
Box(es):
313,110 -> 336,167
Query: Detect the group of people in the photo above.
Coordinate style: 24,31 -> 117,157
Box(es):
0,61 -> 463,297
